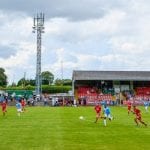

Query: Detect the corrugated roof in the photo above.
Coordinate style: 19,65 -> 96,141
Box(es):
72,70 -> 150,81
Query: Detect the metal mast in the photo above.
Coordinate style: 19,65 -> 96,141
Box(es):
32,13 -> 45,97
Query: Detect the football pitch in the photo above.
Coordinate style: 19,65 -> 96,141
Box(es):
0,106 -> 150,150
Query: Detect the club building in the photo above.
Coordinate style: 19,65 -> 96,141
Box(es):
72,70 -> 150,105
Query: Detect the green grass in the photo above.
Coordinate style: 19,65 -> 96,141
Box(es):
0,106 -> 150,150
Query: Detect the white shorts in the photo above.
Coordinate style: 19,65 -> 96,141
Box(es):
104,113 -> 111,118
17,109 -> 22,112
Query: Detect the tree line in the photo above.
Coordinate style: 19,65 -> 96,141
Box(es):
0,68 -> 72,87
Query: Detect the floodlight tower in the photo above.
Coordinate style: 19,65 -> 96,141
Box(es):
32,13 -> 45,97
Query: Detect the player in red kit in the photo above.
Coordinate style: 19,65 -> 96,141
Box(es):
127,100 -> 132,115
21,98 -> 26,112
1,100 -> 7,116
94,103 -> 101,123
133,106 -> 147,127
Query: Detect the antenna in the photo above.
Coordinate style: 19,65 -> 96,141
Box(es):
32,13 -> 45,98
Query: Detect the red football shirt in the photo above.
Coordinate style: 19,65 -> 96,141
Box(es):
95,105 -> 101,113
1,102 -> 7,108
127,101 -> 131,107
21,100 -> 26,107
134,108 -> 141,117
1,102 -> 7,112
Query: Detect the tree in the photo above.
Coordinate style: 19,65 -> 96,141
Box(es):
17,78 -> 30,87
54,78 -> 63,86
54,78 -> 72,86
63,79 -> 72,86
29,79 -> 36,86
41,71 -> 54,85
0,68 -> 7,87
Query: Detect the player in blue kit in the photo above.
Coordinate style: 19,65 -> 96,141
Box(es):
144,101 -> 149,112
102,105 -> 113,126
16,100 -> 22,116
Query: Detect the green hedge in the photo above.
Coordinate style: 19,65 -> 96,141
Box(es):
1,85 -> 72,94
42,85 -> 71,93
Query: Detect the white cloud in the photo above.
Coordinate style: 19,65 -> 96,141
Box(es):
45,9 -> 126,42
1,1 -> 150,84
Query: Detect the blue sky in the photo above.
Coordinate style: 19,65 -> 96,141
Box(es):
0,0 -> 150,84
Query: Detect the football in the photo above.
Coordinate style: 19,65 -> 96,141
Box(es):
79,116 -> 84,120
